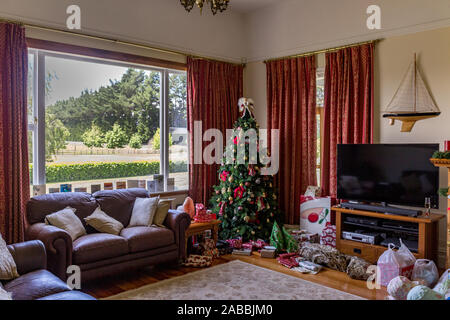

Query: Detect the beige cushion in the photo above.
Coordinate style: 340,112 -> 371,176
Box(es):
152,202 -> 170,227
84,207 -> 124,235
45,207 -> 86,241
0,233 -> 19,281
129,197 -> 160,227
0,285 -> 12,300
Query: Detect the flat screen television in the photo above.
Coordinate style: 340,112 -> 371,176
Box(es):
337,144 -> 439,209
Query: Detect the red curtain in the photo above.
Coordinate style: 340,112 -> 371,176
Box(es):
0,23 -> 30,244
187,57 -> 243,204
266,56 -> 317,225
321,43 -> 374,198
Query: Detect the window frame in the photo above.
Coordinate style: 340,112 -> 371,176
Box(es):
27,39 -> 188,194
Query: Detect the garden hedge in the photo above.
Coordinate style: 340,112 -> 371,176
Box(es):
29,160 -> 188,184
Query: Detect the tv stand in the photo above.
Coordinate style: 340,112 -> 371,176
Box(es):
332,206 -> 445,264
340,202 -> 422,217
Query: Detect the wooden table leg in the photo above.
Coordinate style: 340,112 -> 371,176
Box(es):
212,225 -> 219,244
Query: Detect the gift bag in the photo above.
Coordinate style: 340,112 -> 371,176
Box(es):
270,221 -> 299,253
377,240 -> 416,286
412,259 -> 439,287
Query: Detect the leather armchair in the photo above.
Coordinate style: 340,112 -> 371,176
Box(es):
7,240 -> 47,275
3,240 -> 95,300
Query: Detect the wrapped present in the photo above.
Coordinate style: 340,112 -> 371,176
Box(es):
277,253 -> 300,269
225,238 -> 242,249
193,204 -> 216,223
320,222 -> 336,247
183,255 -> 212,268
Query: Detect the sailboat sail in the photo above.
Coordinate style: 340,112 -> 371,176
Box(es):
384,60 -> 440,114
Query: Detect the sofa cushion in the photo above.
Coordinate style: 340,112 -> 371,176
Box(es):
37,291 -> 96,300
27,192 -> 97,226
4,270 -> 70,300
72,233 -> 129,264
45,207 -> 87,241
120,226 -> 175,253
93,188 -> 149,227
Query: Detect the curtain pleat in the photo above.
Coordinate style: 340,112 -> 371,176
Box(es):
0,23 -> 30,244
266,56 -> 317,225
187,57 -> 243,204
321,44 -> 374,198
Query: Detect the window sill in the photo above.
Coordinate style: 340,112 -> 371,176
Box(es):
149,190 -> 189,197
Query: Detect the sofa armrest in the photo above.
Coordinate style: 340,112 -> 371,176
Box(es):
25,223 -> 73,281
7,240 -> 47,275
164,210 -> 191,260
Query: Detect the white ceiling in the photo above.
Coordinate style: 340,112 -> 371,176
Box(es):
229,0 -> 285,13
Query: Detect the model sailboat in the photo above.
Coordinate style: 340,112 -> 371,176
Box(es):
383,54 -> 440,132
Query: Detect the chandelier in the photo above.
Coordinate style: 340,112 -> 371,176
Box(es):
180,0 -> 230,15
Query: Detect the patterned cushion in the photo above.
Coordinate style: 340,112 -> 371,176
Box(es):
0,233 -> 19,281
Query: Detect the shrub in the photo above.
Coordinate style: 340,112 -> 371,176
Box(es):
29,160 -> 188,184
129,133 -> 143,149
105,124 -> 128,149
82,125 -> 105,148
152,128 -> 173,150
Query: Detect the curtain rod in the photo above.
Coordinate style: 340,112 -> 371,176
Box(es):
264,39 -> 382,63
0,17 -> 245,67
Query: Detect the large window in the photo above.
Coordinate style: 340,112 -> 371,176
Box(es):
28,48 -> 188,194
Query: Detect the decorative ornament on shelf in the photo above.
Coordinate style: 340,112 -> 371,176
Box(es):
383,53 -> 441,132
180,0 -> 230,15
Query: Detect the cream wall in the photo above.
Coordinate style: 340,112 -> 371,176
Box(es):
0,0 -> 247,63
244,0 -> 450,62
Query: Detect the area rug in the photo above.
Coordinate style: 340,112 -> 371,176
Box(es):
105,260 -> 364,300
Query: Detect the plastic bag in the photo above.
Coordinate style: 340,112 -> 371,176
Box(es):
377,240 -> 416,286
411,259 -> 439,287
433,269 -> 449,299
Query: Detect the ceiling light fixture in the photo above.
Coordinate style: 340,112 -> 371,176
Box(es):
180,0 -> 230,15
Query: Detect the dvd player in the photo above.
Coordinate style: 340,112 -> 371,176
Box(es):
342,231 -> 382,245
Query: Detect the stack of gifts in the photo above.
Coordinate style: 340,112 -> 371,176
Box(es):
193,204 -> 217,223
183,238 -> 219,268
225,238 -> 242,249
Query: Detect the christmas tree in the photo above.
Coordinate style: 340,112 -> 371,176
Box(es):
210,98 -> 280,241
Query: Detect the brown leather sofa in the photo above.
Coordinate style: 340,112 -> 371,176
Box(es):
25,188 -> 191,282
2,240 -> 95,300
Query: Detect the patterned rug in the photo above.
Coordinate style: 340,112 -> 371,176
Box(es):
105,260 -> 364,300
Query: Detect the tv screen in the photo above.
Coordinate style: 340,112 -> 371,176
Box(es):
337,144 -> 439,209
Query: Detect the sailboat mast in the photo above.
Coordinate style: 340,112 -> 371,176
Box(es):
414,53 -> 417,113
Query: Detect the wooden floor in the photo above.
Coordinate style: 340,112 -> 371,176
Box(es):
83,254 -> 387,300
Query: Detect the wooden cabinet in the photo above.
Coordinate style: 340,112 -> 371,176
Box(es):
333,206 -> 444,265
431,158 -> 450,269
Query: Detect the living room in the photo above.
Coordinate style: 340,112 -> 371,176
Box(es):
0,0 -> 449,309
